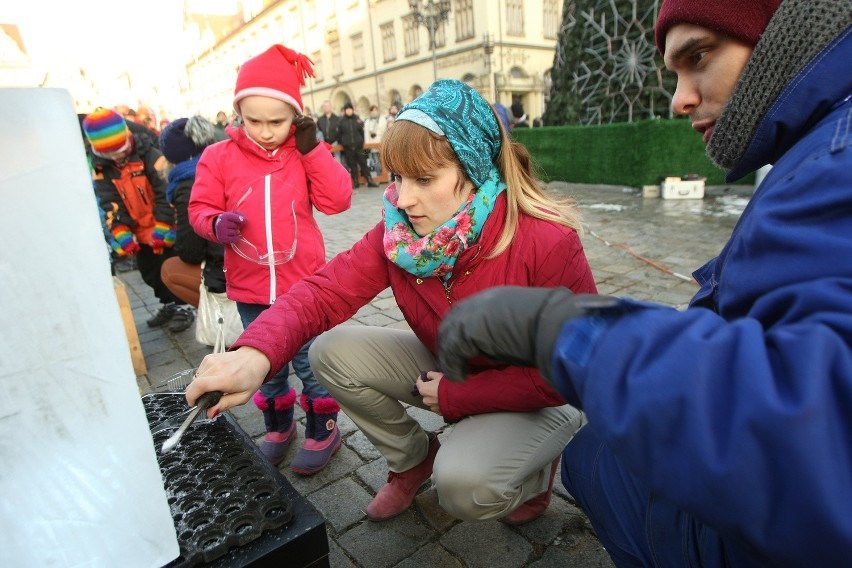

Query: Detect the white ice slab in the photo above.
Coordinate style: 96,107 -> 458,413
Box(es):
0,88 -> 179,567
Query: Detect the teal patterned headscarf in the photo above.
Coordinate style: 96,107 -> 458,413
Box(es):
398,79 -> 502,188
382,80 -> 507,281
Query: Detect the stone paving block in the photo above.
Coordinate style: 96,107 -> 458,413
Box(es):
394,543 -> 465,567
405,406 -> 449,433
307,477 -> 373,532
328,538 -> 359,568
373,296 -> 401,311
440,521 -> 533,568
143,349 -> 187,370
139,334 -> 175,358
354,312 -> 398,327
356,458 -> 391,493
528,543 -> 614,568
413,488 -> 457,532
227,403 -> 265,438
336,410 -> 359,436
337,510 -> 436,568
281,443 -> 365,494
353,303 -> 381,317
345,430 -> 383,460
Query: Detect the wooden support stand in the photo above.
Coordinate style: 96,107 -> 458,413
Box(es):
113,276 -> 147,376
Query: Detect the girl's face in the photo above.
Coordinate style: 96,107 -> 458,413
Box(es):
393,166 -> 473,236
239,96 -> 296,151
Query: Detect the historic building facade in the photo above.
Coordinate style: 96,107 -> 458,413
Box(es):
183,0 -> 561,122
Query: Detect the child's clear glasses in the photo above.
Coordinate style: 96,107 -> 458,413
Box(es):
230,199 -> 297,266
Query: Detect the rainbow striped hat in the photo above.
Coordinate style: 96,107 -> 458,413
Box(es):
83,108 -> 130,156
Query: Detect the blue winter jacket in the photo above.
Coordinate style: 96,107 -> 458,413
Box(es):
552,29 -> 852,566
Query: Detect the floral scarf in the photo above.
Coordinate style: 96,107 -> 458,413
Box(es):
382,166 -> 506,281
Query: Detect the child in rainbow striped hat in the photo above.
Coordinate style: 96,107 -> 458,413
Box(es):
84,107 -> 193,332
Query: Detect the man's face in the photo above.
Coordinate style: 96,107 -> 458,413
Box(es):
663,23 -> 754,144
322,101 -> 332,114
344,107 -> 354,116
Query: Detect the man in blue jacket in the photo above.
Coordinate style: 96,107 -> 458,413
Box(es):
437,0 -> 852,565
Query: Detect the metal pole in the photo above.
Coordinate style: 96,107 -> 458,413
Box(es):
367,0 -> 381,107
430,22 -> 438,81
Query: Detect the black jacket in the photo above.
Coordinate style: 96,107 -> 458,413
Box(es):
171,176 -> 227,293
317,113 -> 340,144
336,114 -> 366,150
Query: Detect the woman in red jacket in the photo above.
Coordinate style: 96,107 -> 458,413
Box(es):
188,79 -> 597,525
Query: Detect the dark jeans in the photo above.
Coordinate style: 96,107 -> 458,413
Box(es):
235,302 -> 328,401
342,146 -> 372,184
562,426 -> 736,567
137,244 -> 178,304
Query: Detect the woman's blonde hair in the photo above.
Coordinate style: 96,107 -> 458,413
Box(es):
382,115 -> 583,257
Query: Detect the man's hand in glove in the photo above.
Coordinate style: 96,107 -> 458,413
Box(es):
214,211 -> 246,244
437,286 -> 617,384
293,115 -> 319,154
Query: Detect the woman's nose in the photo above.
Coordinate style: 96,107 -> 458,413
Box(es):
396,178 -> 416,208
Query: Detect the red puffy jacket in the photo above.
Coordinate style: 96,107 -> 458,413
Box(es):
189,127 -> 351,304
234,192 -> 597,422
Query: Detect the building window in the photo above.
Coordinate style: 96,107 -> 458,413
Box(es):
330,40 -> 342,78
312,50 -> 324,83
454,0 -> 475,41
543,0 -> 559,39
434,19 -> 447,48
404,15 -> 420,56
351,33 -> 365,70
381,22 -> 397,62
506,0 -> 524,36
303,0 -> 316,28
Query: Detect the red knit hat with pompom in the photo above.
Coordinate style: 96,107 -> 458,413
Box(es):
655,0 -> 782,54
232,44 -> 315,115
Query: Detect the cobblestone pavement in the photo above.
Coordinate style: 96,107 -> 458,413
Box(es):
129,181 -> 749,567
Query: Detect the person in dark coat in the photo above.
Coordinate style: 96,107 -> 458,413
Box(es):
158,116 -> 227,315
336,103 -> 378,189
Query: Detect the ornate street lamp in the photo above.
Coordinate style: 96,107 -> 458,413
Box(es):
408,0 -> 452,81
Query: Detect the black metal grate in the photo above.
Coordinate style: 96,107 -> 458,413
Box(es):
143,393 -> 294,567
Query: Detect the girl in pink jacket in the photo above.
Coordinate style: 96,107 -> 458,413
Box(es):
188,45 -> 351,474
189,80 -> 596,524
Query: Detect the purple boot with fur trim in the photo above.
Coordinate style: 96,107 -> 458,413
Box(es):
291,394 -> 342,475
253,389 -> 297,466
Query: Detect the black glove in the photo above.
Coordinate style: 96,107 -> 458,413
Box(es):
437,286 -> 618,384
294,115 -> 319,154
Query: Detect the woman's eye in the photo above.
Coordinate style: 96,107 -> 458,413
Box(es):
416,177 -> 431,184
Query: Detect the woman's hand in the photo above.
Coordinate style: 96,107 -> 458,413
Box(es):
416,370 -> 443,415
185,346 -> 271,418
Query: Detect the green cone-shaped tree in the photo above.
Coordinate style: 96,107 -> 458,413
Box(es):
543,0 -> 677,125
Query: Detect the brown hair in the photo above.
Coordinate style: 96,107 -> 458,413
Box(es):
382,115 -> 583,257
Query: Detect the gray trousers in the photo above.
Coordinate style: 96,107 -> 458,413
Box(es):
309,326 -> 583,521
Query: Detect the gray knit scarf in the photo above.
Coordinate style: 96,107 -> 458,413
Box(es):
709,0 -> 852,170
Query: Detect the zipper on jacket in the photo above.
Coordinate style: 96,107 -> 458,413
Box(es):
443,269 -> 472,305
264,174 -> 276,304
